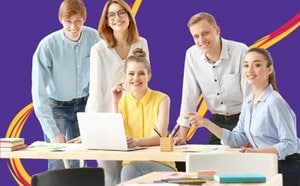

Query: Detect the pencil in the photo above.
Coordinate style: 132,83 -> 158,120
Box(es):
153,127 -> 162,137
170,123 -> 179,137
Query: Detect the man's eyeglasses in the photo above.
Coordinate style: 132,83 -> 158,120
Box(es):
107,9 -> 127,20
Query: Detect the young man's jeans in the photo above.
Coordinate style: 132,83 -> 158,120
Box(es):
45,96 -> 87,170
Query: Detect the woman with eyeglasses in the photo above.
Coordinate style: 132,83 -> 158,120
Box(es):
85,0 -> 149,185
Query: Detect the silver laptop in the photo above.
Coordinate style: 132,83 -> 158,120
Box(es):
77,112 -> 144,151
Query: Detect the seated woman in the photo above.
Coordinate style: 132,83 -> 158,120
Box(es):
186,48 -> 300,186
112,48 -> 176,182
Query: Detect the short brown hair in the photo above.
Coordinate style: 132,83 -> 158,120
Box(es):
58,0 -> 87,21
98,0 -> 140,48
187,12 -> 218,28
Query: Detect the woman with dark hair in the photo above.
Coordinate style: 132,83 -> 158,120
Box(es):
186,48 -> 300,186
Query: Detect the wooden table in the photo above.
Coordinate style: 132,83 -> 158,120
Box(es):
118,172 -> 283,186
0,143 -> 227,162
1,143 -> 281,185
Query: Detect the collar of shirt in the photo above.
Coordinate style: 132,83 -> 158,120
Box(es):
59,28 -> 83,47
127,88 -> 152,105
200,38 -> 230,66
246,85 -> 273,104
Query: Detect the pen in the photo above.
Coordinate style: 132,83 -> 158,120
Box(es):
170,123 -> 179,137
153,127 -> 162,137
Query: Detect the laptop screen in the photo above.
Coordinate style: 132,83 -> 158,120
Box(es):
77,112 -> 129,151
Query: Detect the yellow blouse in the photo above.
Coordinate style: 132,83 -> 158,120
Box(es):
119,88 -> 176,170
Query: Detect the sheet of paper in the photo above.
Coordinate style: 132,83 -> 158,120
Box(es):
174,145 -> 218,153
27,141 -> 67,151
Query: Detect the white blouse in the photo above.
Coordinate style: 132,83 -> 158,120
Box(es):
86,37 -> 149,113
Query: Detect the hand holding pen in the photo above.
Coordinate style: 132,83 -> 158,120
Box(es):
239,141 -> 253,153
172,124 -> 188,145
173,112 -> 203,145
185,112 -> 208,128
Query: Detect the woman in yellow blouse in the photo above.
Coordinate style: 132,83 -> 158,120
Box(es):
112,48 -> 176,182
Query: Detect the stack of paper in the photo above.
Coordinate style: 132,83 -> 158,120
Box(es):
0,138 -> 27,151
197,170 -> 217,180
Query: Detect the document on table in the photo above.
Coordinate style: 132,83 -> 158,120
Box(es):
174,145 -> 219,153
27,141 -> 67,151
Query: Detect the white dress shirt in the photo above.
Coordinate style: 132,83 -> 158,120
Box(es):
177,38 -> 249,127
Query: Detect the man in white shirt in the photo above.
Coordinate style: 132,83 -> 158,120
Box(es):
174,12 -> 249,145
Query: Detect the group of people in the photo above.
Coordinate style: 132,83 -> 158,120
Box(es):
31,0 -> 300,185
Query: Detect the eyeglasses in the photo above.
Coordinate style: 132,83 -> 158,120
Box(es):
107,9 -> 127,20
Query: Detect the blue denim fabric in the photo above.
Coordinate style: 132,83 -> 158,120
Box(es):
45,96 -> 87,170
121,161 -> 175,182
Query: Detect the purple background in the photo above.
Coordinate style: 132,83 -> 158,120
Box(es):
0,0 -> 299,185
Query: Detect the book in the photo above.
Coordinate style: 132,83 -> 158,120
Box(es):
127,184 -> 179,186
0,144 -> 27,151
0,138 -> 24,143
197,170 -> 216,180
154,178 -> 206,185
0,140 -> 24,147
153,172 -> 206,185
214,173 -> 266,183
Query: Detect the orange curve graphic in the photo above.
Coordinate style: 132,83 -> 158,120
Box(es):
5,7 -> 299,186
5,1 -> 143,185
186,13 -> 300,141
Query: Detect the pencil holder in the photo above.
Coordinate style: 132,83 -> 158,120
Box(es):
160,137 -> 173,152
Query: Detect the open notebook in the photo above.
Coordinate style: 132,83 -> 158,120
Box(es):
77,112 -> 144,151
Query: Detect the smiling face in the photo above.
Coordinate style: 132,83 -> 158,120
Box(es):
243,51 -> 273,90
60,14 -> 85,41
107,3 -> 129,33
189,19 -> 220,56
125,61 -> 151,97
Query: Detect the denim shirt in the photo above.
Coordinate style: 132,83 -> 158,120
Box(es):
32,26 -> 100,138
222,85 -> 300,160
